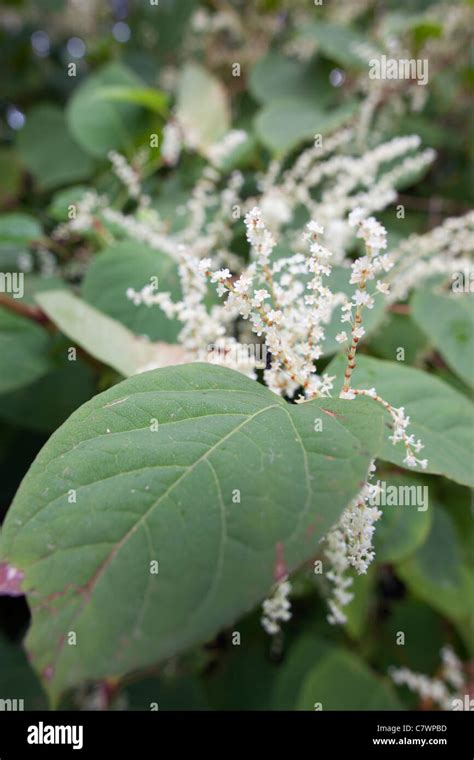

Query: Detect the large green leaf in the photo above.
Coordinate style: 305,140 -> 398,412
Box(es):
411,290 -> 474,389
249,53 -> 333,106
82,241 -> 180,342
272,634 -> 401,710
0,309 -> 52,394
97,86 -> 168,116
295,649 -> 402,710
0,363 -> 383,700
67,63 -> 149,158
176,64 -> 230,155
255,100 -> 356,156
296,21 -> 378,69
327,355 -> 474,487
35,290 -> 183,377
17,105 -> 95,191
367,312 -> 429,365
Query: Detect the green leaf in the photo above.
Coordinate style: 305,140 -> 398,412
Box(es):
373,473 -> 432,564
97,86 -> 169,116
0,213 -> 41,245
249,53 -> 333,106
176,64 -> 230,155
47,186 -> 89,222
0,309 -> 52,394
255,100 -> 356,156
82,241 -> 180,342
35,290 -> 181,377
67,63 -> 149,158
397,504 -> 474,653
17,105 -> 95,191
126,674 -> 209,711
295,649 -> 402,710
367,312 -> 429,365
296,21 -> 378,69
273,635 -> 401,710
371,599 -> 447,683
327,355 -> 474,487
411,290 -> 474,389
0,363 -> 383,700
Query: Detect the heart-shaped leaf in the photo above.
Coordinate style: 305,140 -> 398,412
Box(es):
0,363 -> 383,700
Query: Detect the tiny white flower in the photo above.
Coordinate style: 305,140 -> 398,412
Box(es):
376,280 -> 390,295
340,389 -> 356,400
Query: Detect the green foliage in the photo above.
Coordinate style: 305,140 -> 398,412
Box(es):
0,364 -> 383,699
411,289 -> 474,389
0,0 -> 472,714
67,63 -> 152,158
17,105 -> 95,191
0,310 -> 52,394
82,241 -> 181,342
328,355 -> 474,486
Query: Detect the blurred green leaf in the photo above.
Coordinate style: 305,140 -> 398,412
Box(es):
82,241 -> 181,343
373,473 -> 432,563
17,105 -> 95,191
411,289 -> 474,389
176,64 -> 231,155
98,86 -> 169,116
255,100 -> 356,155
0,309 -> 52,394
67,63 -> 149,158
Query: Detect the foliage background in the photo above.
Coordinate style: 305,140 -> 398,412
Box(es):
0,0 -> 472,710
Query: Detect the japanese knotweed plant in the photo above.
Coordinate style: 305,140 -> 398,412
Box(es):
1,149 -> 473,706
5,193 -> 469,707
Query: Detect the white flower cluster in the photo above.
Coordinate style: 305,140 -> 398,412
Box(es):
261,577 -> 292,636
108,150 -> 144,202
323,460 -> 382,625
161,121 -> 183,167
127,247 -> 256,377
390,646 -> 467,711
333,208 -> 428,470
387,211 -> 474,302
207,130 -> 247,168
250,133 -> 435,259
207,207 -> 342,399
53,190 -> 108,239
